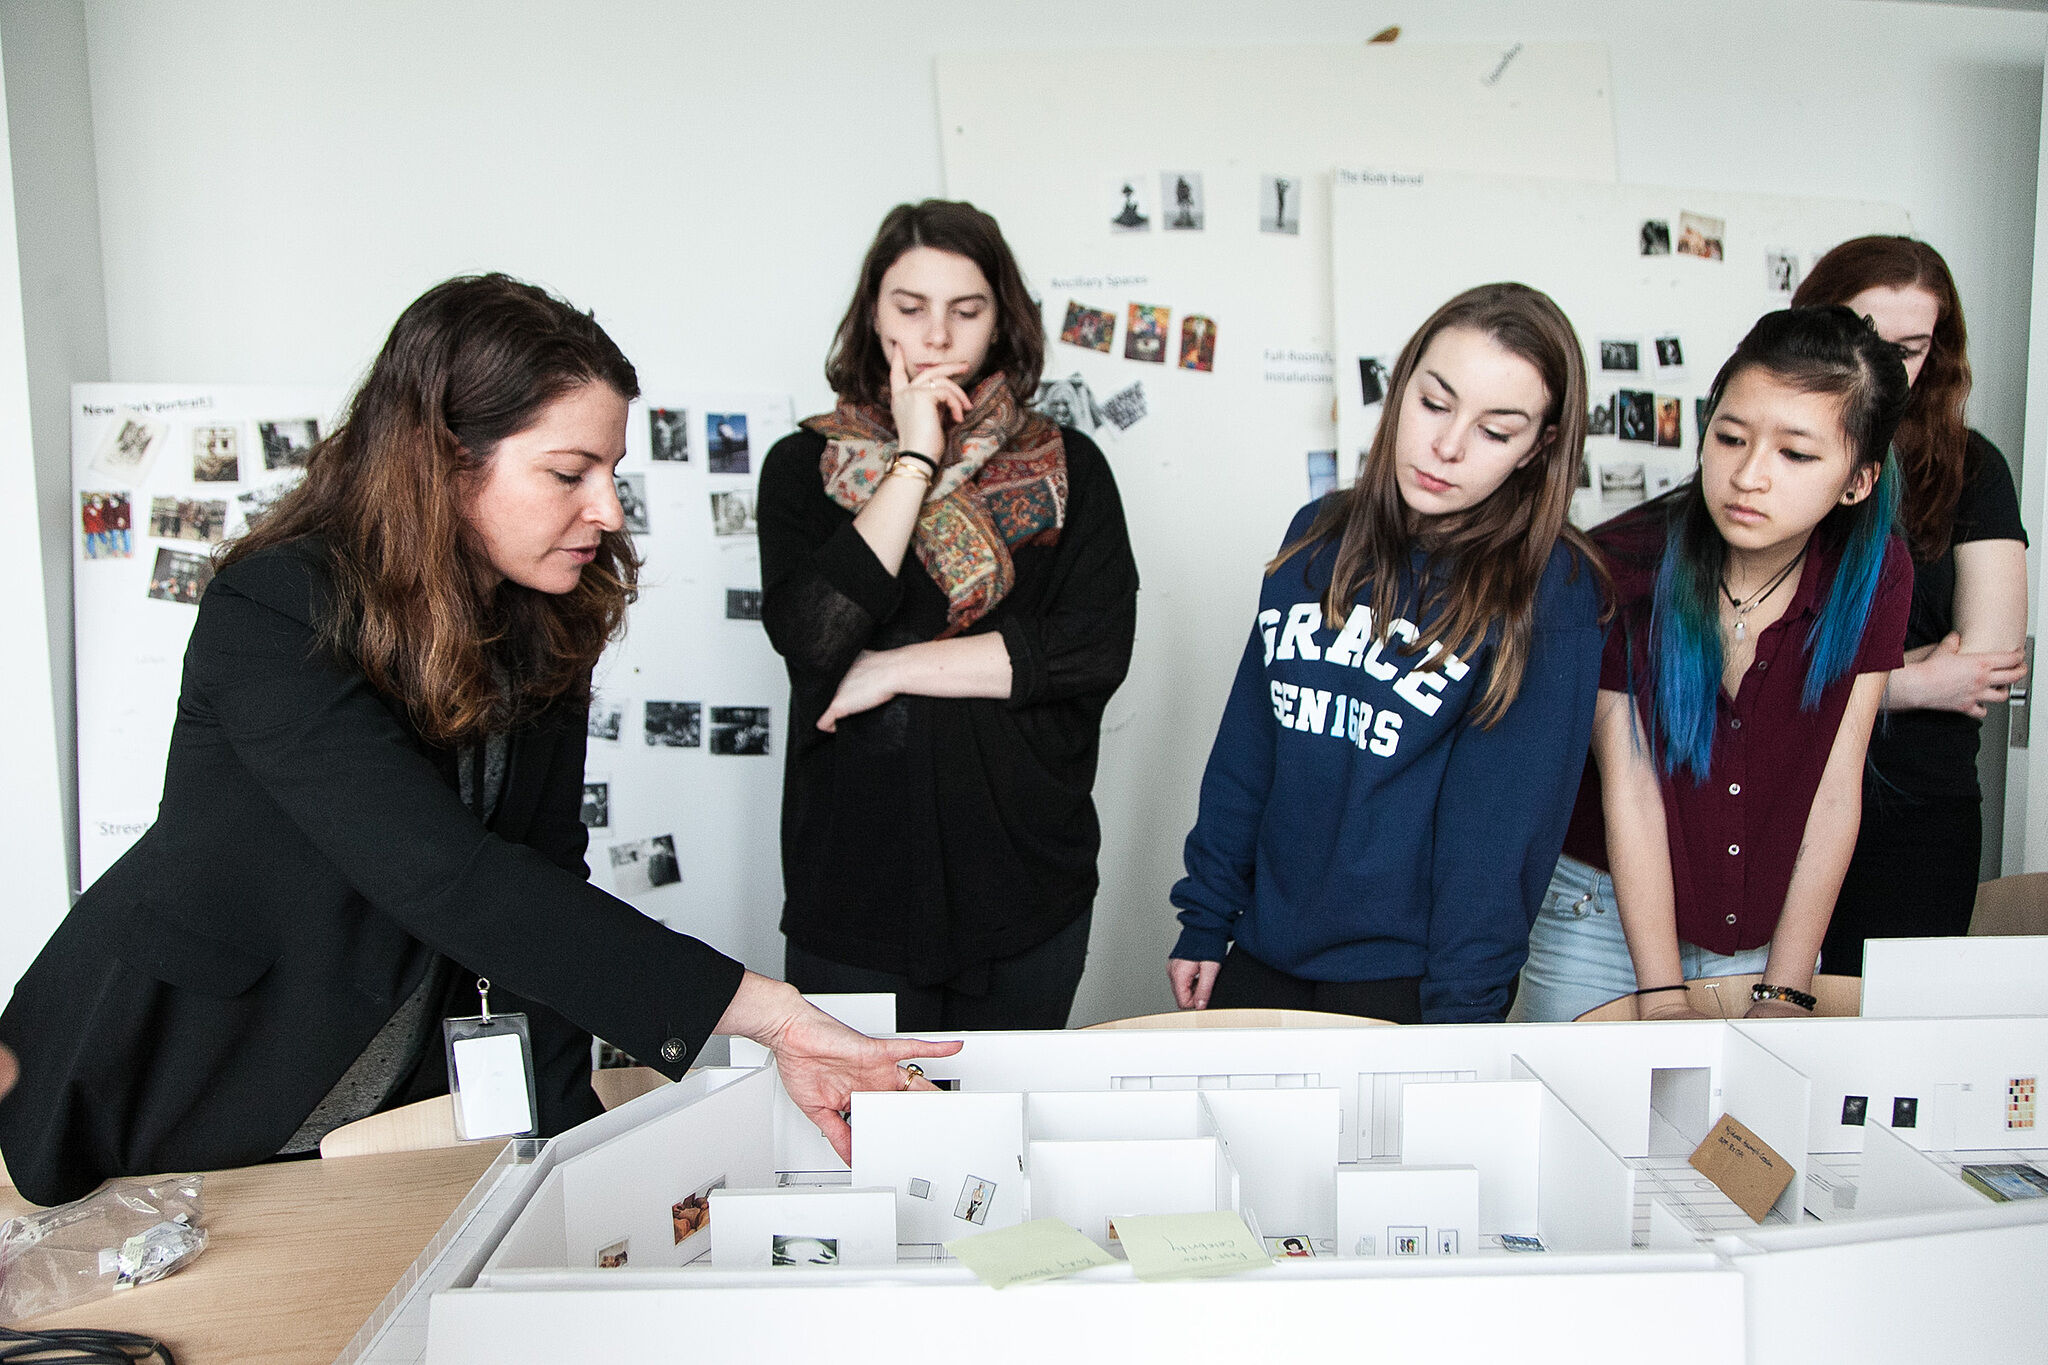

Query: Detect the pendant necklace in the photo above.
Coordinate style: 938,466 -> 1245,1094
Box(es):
1719,548 -> 1805,642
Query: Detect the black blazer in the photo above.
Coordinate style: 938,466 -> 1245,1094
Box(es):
0,541 -> 745,1206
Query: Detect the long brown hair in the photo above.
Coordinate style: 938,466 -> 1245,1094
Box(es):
1793,235 -> 1969,560
1270,283 -> 1599,727
824,199 -> 1044,407
222,273 -> 641,745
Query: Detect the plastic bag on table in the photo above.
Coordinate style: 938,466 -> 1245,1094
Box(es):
0,1174 -> 207,1321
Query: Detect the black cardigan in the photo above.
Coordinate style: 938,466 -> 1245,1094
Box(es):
0,540 -> 745,1206
759,426 -> 1139,987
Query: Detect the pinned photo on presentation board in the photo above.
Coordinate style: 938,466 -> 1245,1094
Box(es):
588,698 -> 625,742
149,495 -> 228,545
710,490 -> 757,537
1578,456 -> 1593,489
1765,249 -> 1801,295
1178,315 -> 1216,372
1125,304 -> 1169,363
580,780 -> 609,832
1260,174 -> 1299,234
1101,381 -> 1148,430
1639,219 -> 1671,256
725,588 -> 762,621
1162,172 -> 1205,231
1110,177 -> 1150,232
614,473 -> 651,534
611,834 -> 681,895
192,425 -> 241,482
1306,449 -> 1337,498
146,547 -> 213,606
1655,396 -> 1682,448
79,492 -> 133,560
1617,390 -> 1654,443
1357,356 -> 1389,405
259,419 -> 319,470
1599,340 -> 1639,372
1058,301 -> 1116,354
710,707 -> 771,756
649,407 -> 689,462
645,701 -> 703,748
91,409 -> 167,483
1032,373 -> 1106,432
708,413 -> 750,473
1600,462 -> 1646,507
1588,394 -> 1616,436
1676,211 -> 1724,260
237,479 -> 297,531
1655,336 -> 1684,368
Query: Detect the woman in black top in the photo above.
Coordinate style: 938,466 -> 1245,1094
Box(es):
760,201 -> 1139,1031
0,275 -> 952,1207
1794,238 -> 2029,972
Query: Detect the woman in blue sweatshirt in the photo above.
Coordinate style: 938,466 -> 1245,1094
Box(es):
1168,284 -> 1605,1023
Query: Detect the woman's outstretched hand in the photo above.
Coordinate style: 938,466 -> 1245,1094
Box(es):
717,972 -> 962,1163
1168,957 -> 1221,1010
886,339 -> 971,459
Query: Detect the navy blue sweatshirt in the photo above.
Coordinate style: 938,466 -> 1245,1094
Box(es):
1170,500 -> 1602,1022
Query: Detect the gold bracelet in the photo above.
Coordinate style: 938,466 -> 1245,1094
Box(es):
884,460 -> 932,487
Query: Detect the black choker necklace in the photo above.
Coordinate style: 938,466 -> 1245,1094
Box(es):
1719,549 -> 1805,642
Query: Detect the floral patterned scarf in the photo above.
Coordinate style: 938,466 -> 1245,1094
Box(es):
804,375 -> 1067,636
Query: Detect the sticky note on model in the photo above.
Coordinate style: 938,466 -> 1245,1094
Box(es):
945,1218 -> 1116,1289
1109,1211 -> 1270,1282
1688,1113 -> 1793,1222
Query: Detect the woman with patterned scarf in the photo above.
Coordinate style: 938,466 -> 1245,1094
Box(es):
759,200 -> 1139,1032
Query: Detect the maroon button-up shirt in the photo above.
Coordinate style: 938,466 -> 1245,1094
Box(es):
1562,500 -> 1911,953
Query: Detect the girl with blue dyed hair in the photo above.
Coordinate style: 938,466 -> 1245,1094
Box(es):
1512,306 -> 1914,1022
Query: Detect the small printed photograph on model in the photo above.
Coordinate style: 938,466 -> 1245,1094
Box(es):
649,407 -> 689,462
952,1175 -> 996,1225
595,1237 -> 629,1269
146,547 -> 214,606
672,1174 -> 724,1246
771,1235 -> 838,1267
191,424 -> 242,482
610,834 -> 680,895
1268,1235 -> 1316,1258
707,412 -> 750,474
709,706 -> 771,756
645,701 -> 703,748
259,418 -> 320,470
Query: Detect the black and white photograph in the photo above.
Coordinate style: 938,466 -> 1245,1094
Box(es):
89,410 -> 167,482
1765,248 -> 1801,295
1617,390 -> 1655,443
1587,393 -> 1616,436
1578,455 -> 1593,489
907,1178 -> 932,1200
588,698 -> 624,741
1260,174 -> 1299,234
1161,171 -> 1204,231
649,407 -> 689,462
710,490 -> 757,537
771,1236 -> 839,1267
710,706 -> 771,756
1357,356 -> 1388,406
610,834 -> 681,896
1893,1096 -> 1919,1128
259,418 -> 320,470
1109,177 -> 1149,232
1639,218 -> 1671,256
725,588 -> 763,621
1598,340 -> 1639,372
614,473 -> 651,534
147,546 -> 214,606
1101,381 -> 1148,431
149,495 -> 229,544
1841,1095 -> 1869,1126
596,1238 -> 630,1269
1032,373 -> 1105,433
580,781 -> 609,831
645,700 -> 703,748
1655,336 -> 1684,368
707,412 -> 750,473
1599,461 -> 1647,506
236,477 -> 299,532
192,424 -> 242,482
953,1175 -> 996,1225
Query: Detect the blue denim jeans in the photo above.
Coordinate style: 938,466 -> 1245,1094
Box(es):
1508,855 -> 1771,1022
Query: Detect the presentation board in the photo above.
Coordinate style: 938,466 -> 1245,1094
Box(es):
1328,169 -> 1911,527
937,40 -> 1618,1022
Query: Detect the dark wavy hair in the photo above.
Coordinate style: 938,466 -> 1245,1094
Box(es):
1647,306 -> 1908,781
1270,282 -> 1601,728
824,200 -> 1044,408
221,273 -> 640,745
1793,236 -> 1969,561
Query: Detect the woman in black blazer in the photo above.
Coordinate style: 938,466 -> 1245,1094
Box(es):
0,275 -> 954,1208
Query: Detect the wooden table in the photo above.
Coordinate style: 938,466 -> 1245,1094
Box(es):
2,1142 -> 505,1363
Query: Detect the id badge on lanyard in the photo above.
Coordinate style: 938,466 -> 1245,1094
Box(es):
442,977 -> 539,1140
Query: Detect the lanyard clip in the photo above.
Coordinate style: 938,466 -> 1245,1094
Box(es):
477,977 -> 492,1024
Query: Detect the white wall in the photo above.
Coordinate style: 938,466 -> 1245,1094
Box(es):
8,0 -> 2043,1015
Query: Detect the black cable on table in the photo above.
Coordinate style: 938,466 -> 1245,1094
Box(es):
0,1324 -> 174,1364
